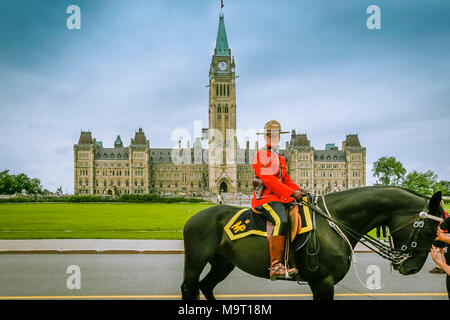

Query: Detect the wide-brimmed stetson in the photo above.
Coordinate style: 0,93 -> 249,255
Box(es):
256,120 -> 289,135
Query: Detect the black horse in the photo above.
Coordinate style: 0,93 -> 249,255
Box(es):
181,186 -> 444,300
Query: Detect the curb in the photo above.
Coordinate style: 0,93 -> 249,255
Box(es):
0,240 -> 371,254
0,249 -> 371,254
0,250 -> 185,254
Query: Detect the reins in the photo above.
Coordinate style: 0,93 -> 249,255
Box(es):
297,195 -> 439,265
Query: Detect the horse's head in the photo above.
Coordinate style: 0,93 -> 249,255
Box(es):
391,191 -> 444,275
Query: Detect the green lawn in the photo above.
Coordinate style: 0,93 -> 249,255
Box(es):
0,203 -> 215,239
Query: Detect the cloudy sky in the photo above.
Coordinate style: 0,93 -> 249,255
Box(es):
1,0 -> 449,193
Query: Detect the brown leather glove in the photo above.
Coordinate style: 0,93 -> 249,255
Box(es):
291,188 -> 306,201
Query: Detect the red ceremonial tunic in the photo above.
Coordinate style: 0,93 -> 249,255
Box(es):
251,144 -> 300,208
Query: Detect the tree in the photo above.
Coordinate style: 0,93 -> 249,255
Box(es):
432,180 -> 450,196
0,170 -> 44,195
0,170 -> 14,194
372,157 -> 406,186
402,170 -> 438,195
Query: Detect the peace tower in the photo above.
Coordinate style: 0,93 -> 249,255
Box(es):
207,13 -> 238,194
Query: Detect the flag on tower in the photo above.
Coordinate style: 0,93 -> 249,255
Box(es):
221,0 -> 224,9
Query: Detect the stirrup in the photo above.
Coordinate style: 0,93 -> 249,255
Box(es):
270,261 -> 298,280
285,260 -> 299,279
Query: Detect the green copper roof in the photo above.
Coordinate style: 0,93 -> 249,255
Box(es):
325,143 -> 336,150
215,13 -> 229,56
114,135 -> 123,147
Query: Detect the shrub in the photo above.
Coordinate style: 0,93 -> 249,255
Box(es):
0,193 -> 206,204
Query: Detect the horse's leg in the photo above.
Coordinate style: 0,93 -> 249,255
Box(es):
181,249 -> 209,300
309,276 -> 335,300
181,253 -> 207,300
199,254 -> 235,300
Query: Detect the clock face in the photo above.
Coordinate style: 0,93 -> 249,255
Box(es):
218,61 -> 227,71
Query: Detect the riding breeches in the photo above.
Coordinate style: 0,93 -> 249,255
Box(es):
255,201 -> 289,236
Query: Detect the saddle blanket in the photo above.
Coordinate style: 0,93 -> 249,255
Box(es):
224,202 -> 314,245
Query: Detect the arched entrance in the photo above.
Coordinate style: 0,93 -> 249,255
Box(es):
107,189 -> 113,196
219,181 -> 228,194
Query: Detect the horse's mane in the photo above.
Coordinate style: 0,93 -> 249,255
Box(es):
322,185 -> 429,200
393,186 -> 430,200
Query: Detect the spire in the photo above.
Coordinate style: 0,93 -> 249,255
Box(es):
114,135 -> 123,148
78,131 -> 93,145
215,14 -> 229,57
131,128 -> 149,146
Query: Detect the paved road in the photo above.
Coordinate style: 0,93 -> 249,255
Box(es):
0,253 -> 447,300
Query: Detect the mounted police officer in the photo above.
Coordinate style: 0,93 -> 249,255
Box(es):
252,120 -> 307,280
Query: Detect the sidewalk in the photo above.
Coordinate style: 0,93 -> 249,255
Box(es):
0,239 -> 371,254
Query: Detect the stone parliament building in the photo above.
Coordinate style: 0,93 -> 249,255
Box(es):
73,13 -> 366,197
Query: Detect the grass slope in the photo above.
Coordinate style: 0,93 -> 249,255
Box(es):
0,203 -> 215,239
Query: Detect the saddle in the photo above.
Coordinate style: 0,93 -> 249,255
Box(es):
224,197 -> 313,251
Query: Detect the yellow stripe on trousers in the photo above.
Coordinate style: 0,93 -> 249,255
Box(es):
262,203 -> 281,235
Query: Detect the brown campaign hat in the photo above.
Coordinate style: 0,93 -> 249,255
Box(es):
257,120 -> 289,135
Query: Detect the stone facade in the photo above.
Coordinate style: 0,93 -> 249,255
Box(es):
74,129 -> 150,196
73,13 -> 366,196
287,132 -> 366,195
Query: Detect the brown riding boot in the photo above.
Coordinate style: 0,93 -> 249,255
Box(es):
269,235 -> 298,280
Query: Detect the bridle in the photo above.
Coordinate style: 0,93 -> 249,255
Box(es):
389,202 -> 444,257
301,197 -> 444,266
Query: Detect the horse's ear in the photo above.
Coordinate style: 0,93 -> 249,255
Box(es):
428,191 -> 442,213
